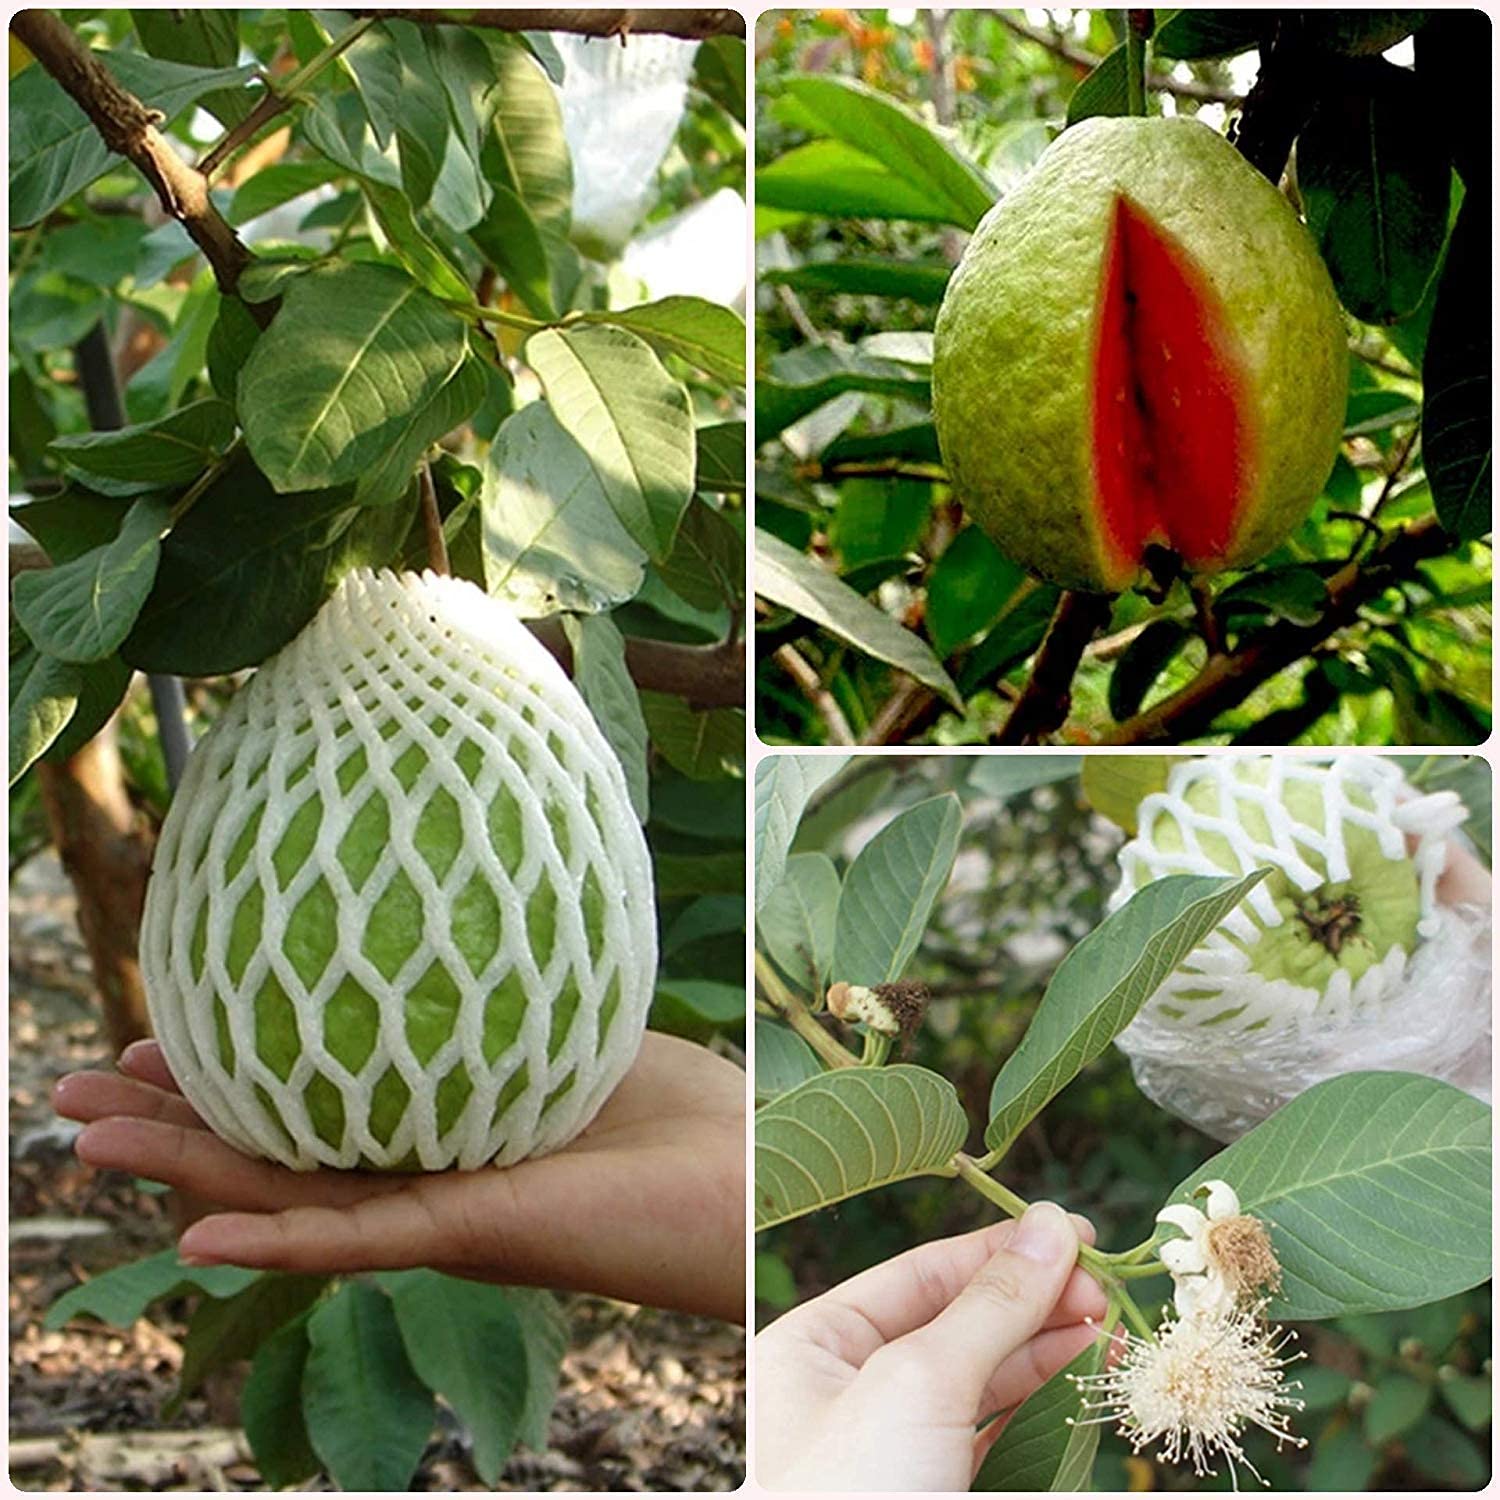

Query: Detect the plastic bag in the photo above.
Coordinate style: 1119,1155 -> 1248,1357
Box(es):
554,34 -> 700,260
1109,756 -> 1491,1142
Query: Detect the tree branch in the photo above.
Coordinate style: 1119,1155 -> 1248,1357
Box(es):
349,9 -> 745,39
13,10 -> 259,306
992,11 -> 1243,105
994,590 -> 1114,744
528,620 -> 743,710
1105,517 -> 1452,743
773,644 -> 855,744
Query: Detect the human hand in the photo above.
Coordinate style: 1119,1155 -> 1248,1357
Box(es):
53,1032 -> 745,1323
756,1203 -> 1107,1492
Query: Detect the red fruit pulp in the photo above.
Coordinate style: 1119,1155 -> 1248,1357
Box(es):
1091,194 -> 1250,579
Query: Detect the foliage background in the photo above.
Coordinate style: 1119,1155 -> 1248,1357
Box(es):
754,753 -> 1492,1491
753,9 -> 1491,748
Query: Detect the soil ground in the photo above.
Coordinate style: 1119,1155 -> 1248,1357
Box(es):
10,853 -> 745,1491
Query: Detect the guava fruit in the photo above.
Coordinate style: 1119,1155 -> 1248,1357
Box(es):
140,569 -> 657,1172
932,116 -> 1348,593
1110,756 -> 1436,1033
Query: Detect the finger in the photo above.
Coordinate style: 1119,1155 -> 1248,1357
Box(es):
117,1041 -> 182,1094
73,1117 -> 383,1212
894,1202 -> 1080,1403
1437,838 -> 1492,907
53,1071 -> 205,1132
795,1212 -> 1097,1367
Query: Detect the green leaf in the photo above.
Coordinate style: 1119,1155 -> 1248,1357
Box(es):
972,1340 -> 1103,1491
640,693 -> 745,780
926,527 -> 1024,659
480,400 -> 647,616
1107,618 -> 1191,721
1299,61 -> 1452,323
755,1064 -> 968,1230
757,140 -> 958,223
561,614 -> 648,820
655,848 -> 745,899
168,1274 -> 326,1418
384,19 -> 453,217
10,641 -> 80,787
584,297 -> 746,387
754,1249 -> 797,1309
1422,196 -> 1491,540
1363,1372 -> 1431,1446
695,34 -> 746,124
763,258 -> 951,304
342,22 -> 403,147
240,261 -> 469,493
11,52 -> 256,226
959,583 -> 1062,694
833,793 -> 961,987
658,496 -> 743,612
122,458 -> 411,675
39,216 -> 150,288
828,477 -> 931,570
526,326 -> 696,561
756,348 -> 930,441
13,495 -> 171,663
759,852 -> 841,994
205,295 -> 261,402
227,159 -> 343,226
380,1271 -> 529,1487
1400,1412 -> 1488,1487
755,1017 -> 823,1103
1078,755 -> 1172,834
303,1281 -> 434,1492
694,422 -> 746,496
651,979 -> 746,1040
1066,41 -> 1130,127
1215,566 -> 1329,628
44,1249 -> 261,1330
1304,1425 -> 1377,1491
359,176 -> 475,302
756,529 -> 961,708
504,1288 -> 567,1451
133,8 -> 239,67
1152,10 -> 1266,59
241,1312 -> 321,1489
1168,1072 -> 1492,1318
353,354 -> 486,510
968,756 -> 1084,801
985,871 -> 1269,1156
773,75 -> 993,229
468,184 -> 557,319
755,754 -> 851,910
482,37 -> 573,234
1438,1370 -> 1492,1431
47,398 -> 235,496
42,653 -> 134,765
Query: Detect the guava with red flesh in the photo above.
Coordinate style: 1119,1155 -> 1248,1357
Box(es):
932,117 -> 1347,594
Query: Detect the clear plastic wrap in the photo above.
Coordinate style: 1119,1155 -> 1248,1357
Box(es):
1108,756 -> 1491,1142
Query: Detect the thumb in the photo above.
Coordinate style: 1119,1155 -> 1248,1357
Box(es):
899,1202 -> 1079,1401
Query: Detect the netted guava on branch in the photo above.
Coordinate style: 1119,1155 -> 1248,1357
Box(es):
141,569 -> 657,1171
1106,756 -> 1489,1140
932,117 -> 1347,594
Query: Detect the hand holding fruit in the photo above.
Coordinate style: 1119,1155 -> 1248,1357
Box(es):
54,1032 -> 746,1323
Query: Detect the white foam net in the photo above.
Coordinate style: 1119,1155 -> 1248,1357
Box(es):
1108,755 -> 1489,1141
141,569 -> 657,1171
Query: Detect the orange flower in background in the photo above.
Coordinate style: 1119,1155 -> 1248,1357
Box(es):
912,37 -> 935,71
777,16 -> 794,37
861,47 -> 884,85
954,54 -> 977,91
818,8 -> 854,29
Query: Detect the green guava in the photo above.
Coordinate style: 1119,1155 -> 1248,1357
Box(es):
1141,760 -> 1420,1018
141,569 -> 655,1173
932,116 -> 1348,593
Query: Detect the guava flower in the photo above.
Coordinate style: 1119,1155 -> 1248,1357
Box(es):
1156,1179 -> 1282,1317
1070,1300 -> 1306,1489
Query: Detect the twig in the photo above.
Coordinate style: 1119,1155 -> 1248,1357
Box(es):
809,459 -> 948,484
863,677 -> 936,744
773,644 -> 855,744
1190,577 -> 1224,655
1367,424 -> 1422,526
774,283 -> 823,346
419,461 -> 449,575
1125,10 -> 1152,116
992,11 -> 1242,105
994,590 -> 1114,744
1105,517 -> 1451,743
349,9 -> 745,39
755,953 -> 858,1071
528,620 -> 743,709
198,17 -> 377,179
13,11 -> 257,304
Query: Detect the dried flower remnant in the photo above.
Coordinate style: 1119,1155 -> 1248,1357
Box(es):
1070,1300 -> 1306,1490
825,980 -> 930,1040
1157,1179 -> 1281,1317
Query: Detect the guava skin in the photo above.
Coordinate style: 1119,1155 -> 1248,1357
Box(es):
932,116 -> 1348,593
1145,761 -> 1421,1015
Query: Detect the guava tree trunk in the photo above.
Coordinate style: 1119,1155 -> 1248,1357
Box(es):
36,727 -> 155,1055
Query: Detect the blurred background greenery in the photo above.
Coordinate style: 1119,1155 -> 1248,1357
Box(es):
755,754 -> 1491,1490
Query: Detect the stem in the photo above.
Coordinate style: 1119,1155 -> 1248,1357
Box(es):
1112,1259 -> 1169,1280
419,460 -> 449,575
1124,11 -> 1151,115
952,1154 -> 1114,1280
169,440 -> 242,525
1114,1284 -> 1158,1340
198,17 -> 378,180
860,1031 -> 893,1067
994,589 -> 1114,744
755,952 -> 859,1071
455,301 -> 548,334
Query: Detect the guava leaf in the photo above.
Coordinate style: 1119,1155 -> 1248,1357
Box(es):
755,755 -> 851,911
